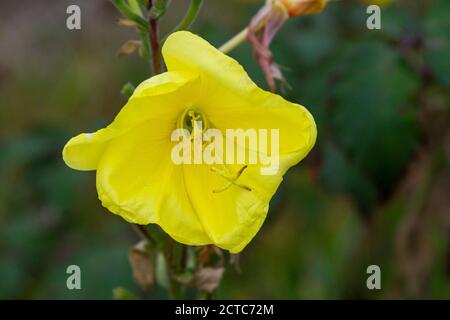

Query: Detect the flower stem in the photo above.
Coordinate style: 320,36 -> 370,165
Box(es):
173,0 -> 204,32
219,27 -> 249,54
148,0 -> 163,75
219,4 -> 269,54
132,224 -> 156,245
165,239 -> 180,299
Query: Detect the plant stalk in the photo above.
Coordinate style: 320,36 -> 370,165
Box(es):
219,27 -> 249,53
132,224 -> 156,245
148,0 -> 163,75
173,0 -> 204,32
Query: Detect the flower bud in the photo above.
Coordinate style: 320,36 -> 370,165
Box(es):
279,0 -> 329,17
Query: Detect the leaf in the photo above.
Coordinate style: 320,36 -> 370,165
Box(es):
136,0 -> 148,7
111,0 -> 149,31
116,18 -> 137,27
150,0 -> 171,19
117,40 -> 142,57
190,267 -> 225,293
127,0 -> 143,15
128,241 -> 154,291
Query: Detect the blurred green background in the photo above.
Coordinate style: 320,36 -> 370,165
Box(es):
0,0 -> 449,299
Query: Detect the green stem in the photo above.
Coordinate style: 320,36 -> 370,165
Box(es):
126,0 -> 151,64
179,245 -> 187,273
164,239 -> 180,299
219,27 -> 249,53
173,0 -> 204,32
139,29 -> 151,63
219,8 -> 268,54
132,224 -> 156,245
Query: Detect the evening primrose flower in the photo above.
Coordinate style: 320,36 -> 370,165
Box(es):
62,31 -> 316,253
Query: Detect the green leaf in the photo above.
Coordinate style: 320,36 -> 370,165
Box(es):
127,0 -> 143,15
111,0 -> 149,31
150,0 -> 171,19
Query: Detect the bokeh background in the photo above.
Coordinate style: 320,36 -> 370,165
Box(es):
0,0 -> 449,299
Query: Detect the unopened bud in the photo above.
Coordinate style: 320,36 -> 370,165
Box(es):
279,0 -> 328,17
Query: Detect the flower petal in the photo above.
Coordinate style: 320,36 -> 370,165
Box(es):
96,119 -> 211,245
162,31 -> 316,170
183,162 -> 283,253
163,31 -> 256,95
206,89 -> 317,171
62,71 -> 198,171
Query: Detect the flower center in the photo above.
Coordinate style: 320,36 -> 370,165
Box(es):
178,107 -> 208,134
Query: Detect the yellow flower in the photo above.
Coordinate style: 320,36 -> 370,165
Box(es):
62,31 -> 316,253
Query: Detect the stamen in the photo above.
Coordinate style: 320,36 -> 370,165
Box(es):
178,107 -> 207,133
188,110 -> 201,121
210,165 -> 252,193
